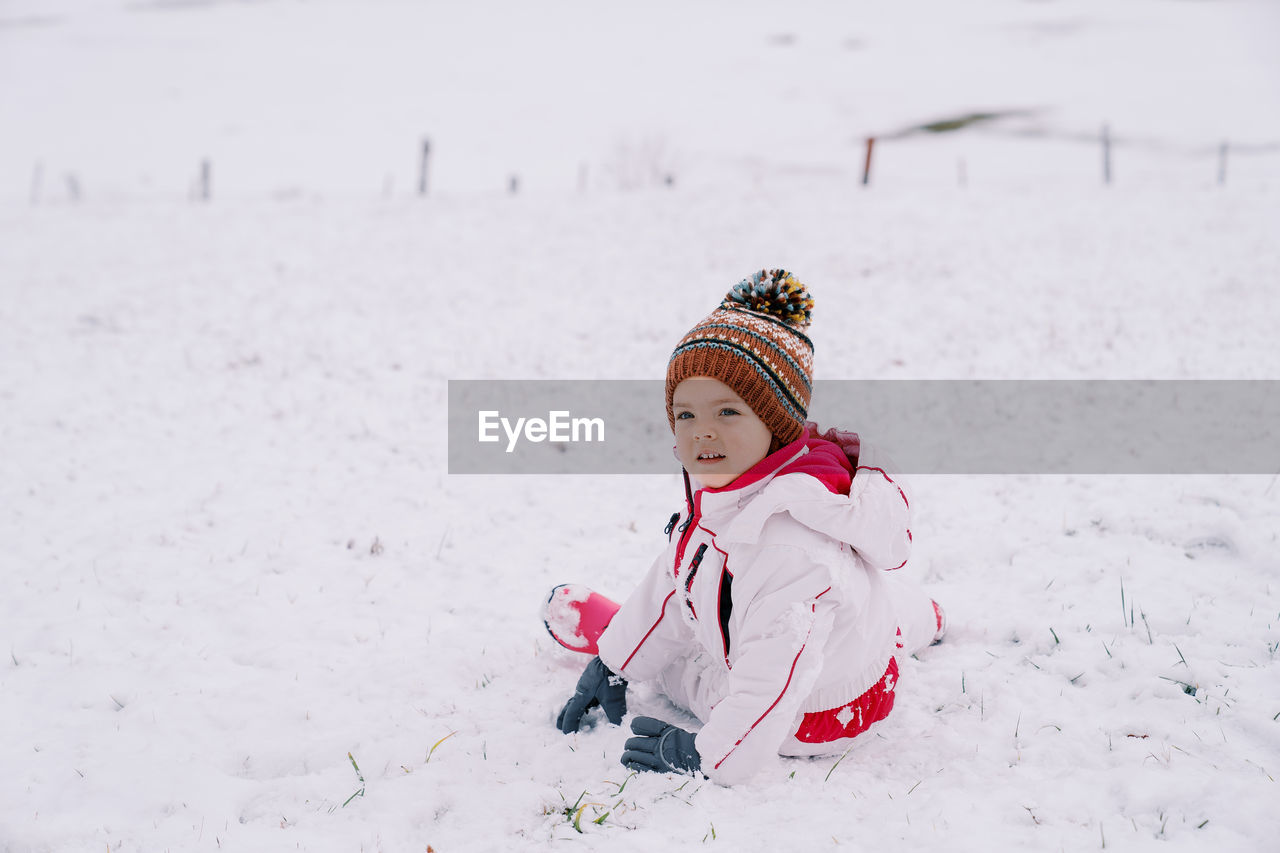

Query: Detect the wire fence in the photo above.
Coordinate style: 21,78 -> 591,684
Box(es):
18,118 -> 1280,205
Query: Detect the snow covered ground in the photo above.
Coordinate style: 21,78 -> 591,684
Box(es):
2,1 -> 1279,851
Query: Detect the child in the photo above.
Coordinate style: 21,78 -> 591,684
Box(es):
549,270 -> 944,786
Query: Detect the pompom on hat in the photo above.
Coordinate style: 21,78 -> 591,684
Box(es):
666,269 -> 815,445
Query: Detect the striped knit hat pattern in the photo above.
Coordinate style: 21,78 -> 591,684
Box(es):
666,269 -> 815,445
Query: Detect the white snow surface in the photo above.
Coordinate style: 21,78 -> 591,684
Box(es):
2,1 -> 1280,851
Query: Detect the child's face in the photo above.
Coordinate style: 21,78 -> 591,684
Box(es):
672,377 -> 774,489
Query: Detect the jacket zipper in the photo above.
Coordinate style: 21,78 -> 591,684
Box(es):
682,543 -> 708,618
672,471 -> 701,578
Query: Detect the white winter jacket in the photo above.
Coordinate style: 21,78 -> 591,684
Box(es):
596,430 -> 913,786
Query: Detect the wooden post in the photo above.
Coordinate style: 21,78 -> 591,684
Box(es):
1217,141 -> 1228,186
419,139 -> 431,196
200,159 -> 211,202
1101,124 -> 1112,185
862,137 -> 875,186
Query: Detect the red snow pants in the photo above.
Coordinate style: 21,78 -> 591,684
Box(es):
793,654 -> 899,743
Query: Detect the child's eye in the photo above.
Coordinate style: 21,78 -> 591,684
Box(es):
719,408 -> 740,417
675,411 -> 693,420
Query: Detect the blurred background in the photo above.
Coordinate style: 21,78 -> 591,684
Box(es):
3,0 -> 1278,202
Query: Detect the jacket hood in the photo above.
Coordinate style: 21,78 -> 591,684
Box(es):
776,436 -> 855,496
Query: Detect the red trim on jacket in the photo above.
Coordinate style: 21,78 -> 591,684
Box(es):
620,589 -> 678,671
854,464 -> 911,569
855,466 -> 909,508
712,587 -> 832,771
704,531 -> 728,563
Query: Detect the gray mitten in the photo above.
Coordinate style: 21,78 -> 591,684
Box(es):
556,657 -> 627,734
620,716 -> 702,774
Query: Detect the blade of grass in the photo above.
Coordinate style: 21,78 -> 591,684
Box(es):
426,731 -> 457,763
824,742 -> 857,782
342,752 -> 366,808
572,802 -> 605,833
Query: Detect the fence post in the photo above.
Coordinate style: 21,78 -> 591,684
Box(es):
200,159 -> 211,202
1101,124 -> 1112,185
862,137 -> 875,186
419,139 -> 431,196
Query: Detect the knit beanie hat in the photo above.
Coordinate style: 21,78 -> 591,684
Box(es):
666,269 -> 815,445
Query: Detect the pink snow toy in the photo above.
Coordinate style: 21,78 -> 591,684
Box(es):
543,584 -> 621,655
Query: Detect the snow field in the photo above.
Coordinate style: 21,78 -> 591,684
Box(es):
2,181 -> 1278,850
3,0 -> 1280,849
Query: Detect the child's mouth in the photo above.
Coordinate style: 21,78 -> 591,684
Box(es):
696,451 -> 726,463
